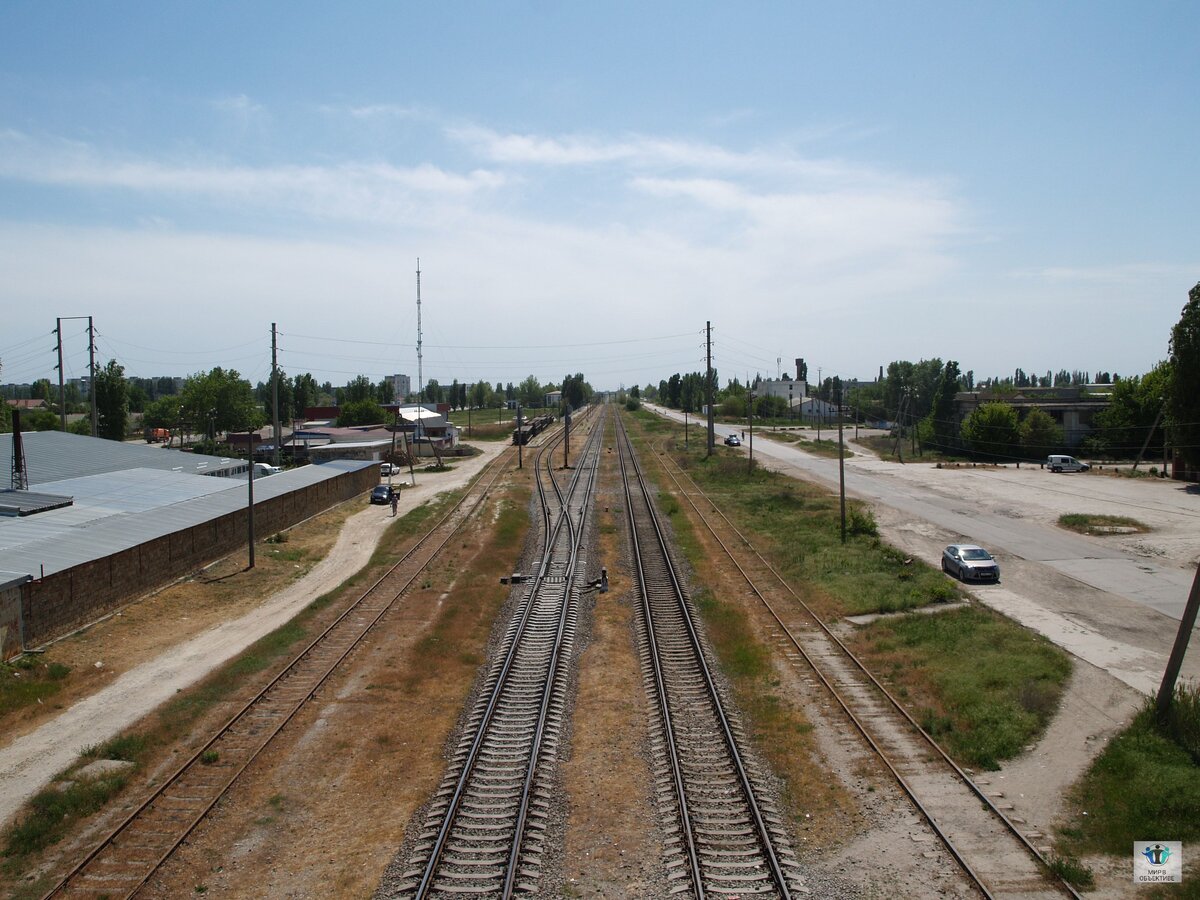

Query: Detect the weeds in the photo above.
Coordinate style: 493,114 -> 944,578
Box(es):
4,770 -> 130,860
1046,853 -> 1095,890
1058,698 -> 1200,857
1162,682 -> 1200,763
1058,513 -> 1149,534
0,658 -> 71,718
858,606 -> 1070,769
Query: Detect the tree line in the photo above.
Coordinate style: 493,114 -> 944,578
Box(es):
645,280 -> 1200,466
0,363 -> 594,445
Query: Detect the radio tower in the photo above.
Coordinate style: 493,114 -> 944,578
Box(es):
416,258 -> 423,401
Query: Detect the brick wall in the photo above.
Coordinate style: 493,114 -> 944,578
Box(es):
0,583 -> 26,660
12,465 -> 377,656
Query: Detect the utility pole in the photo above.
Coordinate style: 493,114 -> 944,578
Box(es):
88,317 -> 97,437
747,376 -> 754,474
271,323 -> 281,467
839,385 -> 847,543
55,318 -> 66,432
1132,402 -> 1166,472
1156,565 -> 1200,724
517,404 -> 523,469
705,321 -> 715,456
247,454 -> 256,569
910,388 -> 918,457
416,259 -> 423,402
817,367 -> 822,442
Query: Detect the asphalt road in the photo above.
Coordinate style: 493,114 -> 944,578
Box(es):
647,405 -> 1200,695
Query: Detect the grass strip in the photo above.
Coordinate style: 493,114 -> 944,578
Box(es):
853,606 -> 1070,769
1058,512 -> 1149,534
1055,691 -> 1200,897
627,406 -> 1071,772
0,658 -> 71,719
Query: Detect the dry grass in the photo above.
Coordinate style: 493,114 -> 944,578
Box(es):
0,498 -> 362,739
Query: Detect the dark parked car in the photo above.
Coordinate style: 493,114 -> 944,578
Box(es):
370,484 -> 397,505
941,544 -> 999,582
724,434 -> 741,446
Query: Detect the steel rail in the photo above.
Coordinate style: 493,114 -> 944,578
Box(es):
501,408 -> 604,896
616,413 -> 792,899
413,411 -> 600,898
43,445 -> 517,900
648,436 -> 1083,900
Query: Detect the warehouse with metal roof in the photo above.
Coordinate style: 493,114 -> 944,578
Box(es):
0,432 -> 379,659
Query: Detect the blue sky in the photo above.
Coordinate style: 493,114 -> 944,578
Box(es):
1,2 -> 1196,393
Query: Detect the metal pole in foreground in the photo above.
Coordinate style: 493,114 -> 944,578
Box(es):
517,404 -> 523,469
1156,564 -> 1200,723
247,448 -> 256,569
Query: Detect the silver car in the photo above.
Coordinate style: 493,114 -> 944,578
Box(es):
941,544 -> 999,582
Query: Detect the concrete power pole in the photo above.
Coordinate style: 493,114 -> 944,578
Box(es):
706,321 -> 715,455
55,318 -> 66,432
88,316 -> 97,437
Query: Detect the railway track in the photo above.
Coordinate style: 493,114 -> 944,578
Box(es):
42,447 -> 518,900
389,407 -> 604,898
615,414 -> 804,899
644,427 -> 1082,899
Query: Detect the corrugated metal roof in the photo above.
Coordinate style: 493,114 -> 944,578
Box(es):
0,490 -> 74,517
0,431 -> 244,485
0,459 -> 372,579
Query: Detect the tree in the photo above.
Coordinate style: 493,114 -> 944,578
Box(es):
377,378 -> 395,405
960,402 -> 1020,461
1086,362 -> 1169,458
336,399 -> 386,427
94,359 -> 129,440
1167,282 -> 1200,469
754,394 -> 788,419
517,374 -> 543,408
22,408 -> 62,431
561,373 -> 592,409
180,368 -> 263,438
1018,409 -> 1064,460
923,360 -> 962,453
293,373 -> 319,417
143,395 -> 183,434
345,375 -> 374,404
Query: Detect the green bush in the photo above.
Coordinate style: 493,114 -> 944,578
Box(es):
1163,683 -> 1200,764
847,506 -> 877,536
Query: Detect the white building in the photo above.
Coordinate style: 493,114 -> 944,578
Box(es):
755,357 -> 808,406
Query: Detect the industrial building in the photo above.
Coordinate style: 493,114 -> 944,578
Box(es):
0,431 -> 376,659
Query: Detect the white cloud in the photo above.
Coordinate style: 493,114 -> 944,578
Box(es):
0,130 -> 506,222
4,120 -> 1178,386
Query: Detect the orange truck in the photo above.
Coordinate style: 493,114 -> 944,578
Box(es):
144,427 -> 170,443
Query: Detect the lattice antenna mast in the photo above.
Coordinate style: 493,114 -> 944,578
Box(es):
416,258 -> 423,401
11,409 -> 28,491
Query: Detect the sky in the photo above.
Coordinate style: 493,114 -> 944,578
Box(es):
1,2 -> 1197,394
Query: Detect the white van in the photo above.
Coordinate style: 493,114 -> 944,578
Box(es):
1046,454 -> 1089,473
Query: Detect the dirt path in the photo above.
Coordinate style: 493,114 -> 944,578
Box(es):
0,445 -> 509,831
